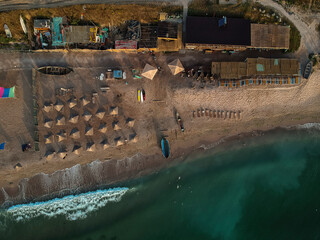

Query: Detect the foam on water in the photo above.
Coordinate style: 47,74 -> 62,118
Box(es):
7,187 -> 129,222
295,123 -> 320,130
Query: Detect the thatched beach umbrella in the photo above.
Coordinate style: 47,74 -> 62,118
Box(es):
72,144 -> 82,155
100,139 -> 110,150
57,150 -> 67,159
95,109 -> 105,120
44,133 -> 54,144
98,123 -> 107,133
54,100 -> 64,112
86,142 -> 96,152
141,63 -> 158,80
56,115 -> 66,126
68,97 -> 77,109
44,119 -> 53,128
81,96 -> 90,107
126,118 -> 135,128
43,102 -> 53,113
115,137 -> 124,147
109,106 -> 119,116
168,59 -> 184,75
85,125 -> 94,136
70,128 -> 80,139
45,151 -> 55,160
129,133 -> 138,143
113,121 -> 121,131
82,110 -> 92,121
56,130 -> 66,142
69,112 -> 79,124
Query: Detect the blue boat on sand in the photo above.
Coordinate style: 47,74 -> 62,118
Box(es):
161,138 -> 170,158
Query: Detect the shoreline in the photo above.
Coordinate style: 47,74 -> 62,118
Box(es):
1,118 -> 319,208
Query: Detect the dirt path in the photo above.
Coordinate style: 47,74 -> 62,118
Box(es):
255,0 -> 320,55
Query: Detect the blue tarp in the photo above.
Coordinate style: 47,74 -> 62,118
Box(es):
0,142 -> 5,150
113,70 -> 122,79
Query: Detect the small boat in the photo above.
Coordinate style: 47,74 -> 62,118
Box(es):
20,15 -> 28,34
303,61 -> 312,79
175,112 -> 184,132
140,90 -> 143,103
37,66 -> 73,75
137,89 -> 141,102
4,24 -> 12,38
161,137 -> 170,158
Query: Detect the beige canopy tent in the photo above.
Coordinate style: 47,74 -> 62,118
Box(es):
56,130 -> 66,142
81,96 -> 90,107
44,119 -> 53,128
69,113 -> 79,124
43,102 -> 53,112
168,59 -> 184,75
72,144 -> 82,155
70,128 -> 80,139
115,137 -> 124,147
85,126 -> 94,136
141,63 -> 158,80
82,111 -> 92,121
68,97 -> 77,109
126,118 -> 135,128
54,100 -> 64,112
100,139 -> 110,150
56,115 -> 65,126
57,150 -> 67,159
86,142 -> 96,152
98,123 -> 107,133
95,109 -> 105,119
129,133 -> 138,143
44,133 -> 53,144
45,151 -> 55,160
113,121 -> 121,131
109,106 -> 118,116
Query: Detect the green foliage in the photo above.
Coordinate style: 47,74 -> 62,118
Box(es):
288,23 -> 301,52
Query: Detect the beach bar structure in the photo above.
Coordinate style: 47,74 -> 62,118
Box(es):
157,22 -> 182,52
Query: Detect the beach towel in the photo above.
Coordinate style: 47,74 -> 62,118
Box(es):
0,86 -> 15,98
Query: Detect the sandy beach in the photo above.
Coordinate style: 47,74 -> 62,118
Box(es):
0,51 -> 319,207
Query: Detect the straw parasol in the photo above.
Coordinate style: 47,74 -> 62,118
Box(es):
129,133 -> 138,143
85,125 -> 94,136
168,59 -> 184,75
54,100 -> 64,112
69,112 -> 79,124
72,144 -> 82,155
45,151 -> 55,160
81,96 -> 90,107
57,150 -> 67,159
113,121 -> 121,131
114,137 -> 124,147
141,63 -> 158,80
44,119 -> 53,128
86,142 -> 96,152
56,130 -> 66,142
98,123 -> 107,133
56,115 -> 66,126
95,109 -> 105,119
43,102 -> 53,112
68,97 -> 77,109
70,128 -> 80,139
82,110 -> 92,121
100,139 -> 110,150
44,133 -> 53,144
109,106 -> 118,116
126,118 -> 135,128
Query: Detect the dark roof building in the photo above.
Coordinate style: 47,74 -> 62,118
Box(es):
158,22 -> 178,39
186,16 -> 251,50
139,25 -> 158,49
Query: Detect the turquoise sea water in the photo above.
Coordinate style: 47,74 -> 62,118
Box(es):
1,128 -> 320,240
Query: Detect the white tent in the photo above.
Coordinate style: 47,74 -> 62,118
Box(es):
141,63 -> 158,80
168,59 -> 184,75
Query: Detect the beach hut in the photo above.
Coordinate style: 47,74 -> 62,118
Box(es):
100,139 -> 110,150
126,118 -> 135,128
56,130 -> 66,142
44,119 -> 53,128
129,133 -> 138,143
44,133 -> 53,144
85,125 -> 94,136
168,59 -> 184,75
113,121 -> 121,131
43,102 -> 53,112
98,123 -> 107,133
141,63 -> 158,80
56,115 -> 66,126
109,106 -> 119,116
81,96 -> 90,107
57,150 -> 67,159
72,144 -> 82,155
70,128 -> 80,139
68,97 -> 77,109
69,112 -> 79,124
54,100 -> 64,112
95,109 -> 105,119
45,151 -> 55,160
86,142 -> 96,152
82,110 -> 92,121
115,137 -> 124,147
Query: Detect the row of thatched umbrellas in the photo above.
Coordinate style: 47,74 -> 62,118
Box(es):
43,96 -> 92,113
141,59 -> 184,80
45,133 -> 138,160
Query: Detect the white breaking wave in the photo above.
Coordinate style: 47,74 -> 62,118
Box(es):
7,187 -> 129,221
295,123 -> 320,130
